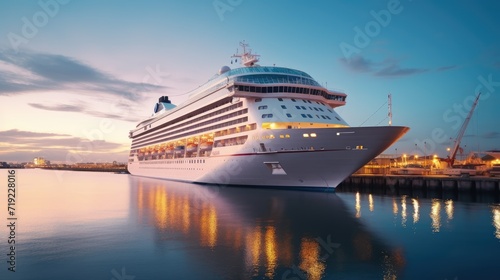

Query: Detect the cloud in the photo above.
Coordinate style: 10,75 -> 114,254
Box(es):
0,129 -> 128,163
339,55 -> 429,77
338,55 -> 374,72
29,103 -> 84,113
27,102 -> 142,122
375,64 -> 428,77
436,65 -> 457,72
0,49 -> 165,101
0,129 -> 70,139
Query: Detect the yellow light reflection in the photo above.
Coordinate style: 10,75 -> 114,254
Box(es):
154,188 -> 168,229
492,206 -> 500,239
412,198 -> 420,224
383,248 -> 405,280
199,204 -> 218,248
299,238 -> 325,280
430,199 -> 441,233
445,200 -> 454,221
264,226 -> 277,279
246,226 -> 262,274
355,192 -> 361,218
369,194 -> 374,212
401,196 -> 407,227
392,198 -> 398,215
207,205 -> 218,248
182,196 -> 190,233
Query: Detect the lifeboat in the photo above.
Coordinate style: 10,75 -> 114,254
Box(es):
165,146 -> 174,154
199,141 -> 214,151
187,143 -> 198,152
174,145 -> 185,154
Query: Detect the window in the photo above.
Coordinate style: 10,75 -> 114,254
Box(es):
291,99 -> 296,102
313,107 -> 319,111
302,100 -> 307,103
307,114 -> 313,118
286,113 -> 292,118
278,98 -> 283,101
258,105 -> 268,110
301,106 -> 306,110
281,105 -> 287,109
296,106 -> 301,109
301,114 -> 307,118
255,98 -> 262,102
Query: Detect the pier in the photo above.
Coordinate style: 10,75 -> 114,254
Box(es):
339,174 -> 500,200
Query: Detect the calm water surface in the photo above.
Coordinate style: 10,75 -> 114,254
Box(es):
0,169 -> 499,279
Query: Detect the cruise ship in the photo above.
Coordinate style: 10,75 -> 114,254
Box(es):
128,42 -> 409,188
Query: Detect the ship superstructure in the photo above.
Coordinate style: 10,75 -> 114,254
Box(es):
128,42 -> 409,188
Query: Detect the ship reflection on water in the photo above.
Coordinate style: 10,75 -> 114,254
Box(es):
2,170 -> 498,279
129,177 -> 404,279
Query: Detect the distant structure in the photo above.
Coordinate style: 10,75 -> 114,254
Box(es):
33,157 -> 46,166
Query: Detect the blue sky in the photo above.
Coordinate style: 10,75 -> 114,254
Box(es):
0,0 -> 499,163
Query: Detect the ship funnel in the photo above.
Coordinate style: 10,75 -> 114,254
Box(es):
159,96 -> 171,103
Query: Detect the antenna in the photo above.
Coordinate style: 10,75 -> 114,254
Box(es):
388,93 -> 392,126
231,41 -> 260,67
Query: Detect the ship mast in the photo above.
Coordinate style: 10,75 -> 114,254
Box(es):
447,93 -> 481,166
232,41 -> 260,67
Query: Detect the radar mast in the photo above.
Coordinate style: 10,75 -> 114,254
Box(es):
232,41 -> 260,67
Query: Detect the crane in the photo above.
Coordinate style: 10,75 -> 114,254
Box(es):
446,93 -> 481,167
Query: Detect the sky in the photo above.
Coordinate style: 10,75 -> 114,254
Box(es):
0,0 -> 499,163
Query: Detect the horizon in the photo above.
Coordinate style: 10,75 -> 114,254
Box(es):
1,0 -> 499,163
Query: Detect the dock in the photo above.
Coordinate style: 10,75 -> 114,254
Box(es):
339,174 -> 500,200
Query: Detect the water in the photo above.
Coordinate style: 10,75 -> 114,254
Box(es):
0,169 -> 499,279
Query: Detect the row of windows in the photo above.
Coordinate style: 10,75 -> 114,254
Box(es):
234,74 -> 320,87
262,113 -> 334,120
232,84 -> 346,102
131,124 -> 257,155
295,105 -> 325,112
214,135 -> 248,147
135,98 -> 234,138
136,100 -> 242,142
225,67 -> 313,79
131,117 -> 251,150
133,108 -> 248,147
259,104 -> 328,113
133,135 -> 250,161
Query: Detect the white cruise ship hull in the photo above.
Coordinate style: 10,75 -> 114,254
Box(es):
128,126 -> 408,188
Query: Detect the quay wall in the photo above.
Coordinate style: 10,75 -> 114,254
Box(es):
339,175 -> 500,196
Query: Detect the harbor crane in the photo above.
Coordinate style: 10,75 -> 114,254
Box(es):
443,93 -> 481,176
